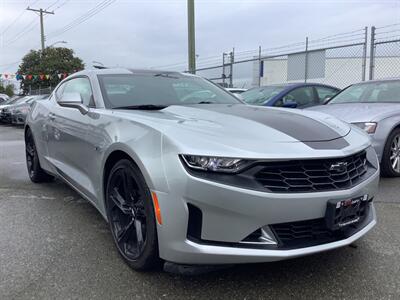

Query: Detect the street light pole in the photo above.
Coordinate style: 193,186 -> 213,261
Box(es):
49,41 -> 67,47
187,0 -> 196,74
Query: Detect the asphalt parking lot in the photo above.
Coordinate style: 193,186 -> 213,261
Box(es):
0,125 -> 399,299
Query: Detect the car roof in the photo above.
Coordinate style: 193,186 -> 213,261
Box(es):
258,82 -> 338,88
73,68 -> 189,78
352,78 -> 400,85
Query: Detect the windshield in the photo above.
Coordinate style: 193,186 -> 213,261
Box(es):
98,73 -> 241,109
4,97 -> 25,105
329,81 -> 400,104
241,86 -> 286,105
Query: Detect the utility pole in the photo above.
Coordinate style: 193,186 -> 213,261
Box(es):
27,7 -> 54,51
187,0 -> 196,74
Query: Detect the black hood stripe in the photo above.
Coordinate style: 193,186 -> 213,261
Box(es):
196,104 -> 349,150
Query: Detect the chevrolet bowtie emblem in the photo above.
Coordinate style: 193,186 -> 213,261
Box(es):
330,162 -> 348,172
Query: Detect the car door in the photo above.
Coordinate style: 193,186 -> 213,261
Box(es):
276,86 -> 316,108
314,86 -> 339,104
47,77 -> 96,199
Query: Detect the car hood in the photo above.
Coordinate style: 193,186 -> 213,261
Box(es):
308,102 -> 400,122
115,104 -> 351,145
0,104 -> 12,110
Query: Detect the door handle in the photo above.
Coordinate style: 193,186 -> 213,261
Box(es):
49,113 -> 55,121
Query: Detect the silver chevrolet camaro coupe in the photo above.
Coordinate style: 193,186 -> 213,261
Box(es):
25,68 -> 379,271
309,79 -> 400,177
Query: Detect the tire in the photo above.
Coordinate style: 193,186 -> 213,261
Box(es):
25,128 -> 54,183
105,159 -> 161,270
381,128 -> 400,177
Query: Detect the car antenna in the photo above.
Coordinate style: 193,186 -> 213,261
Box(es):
93,65 -> 107,69
92,60 -> 107,69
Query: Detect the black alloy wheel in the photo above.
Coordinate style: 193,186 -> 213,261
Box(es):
106,159 -> 160,270
25,128 -> 53,183
382,128 -> 400,177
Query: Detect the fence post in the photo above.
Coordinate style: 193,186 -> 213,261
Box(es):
258,46 -> 262,87
362,27 -> 368,81
304,37 -> 309,83
222,52 -> 226,86
369,26 -> 376,80
229,48 -> 234,87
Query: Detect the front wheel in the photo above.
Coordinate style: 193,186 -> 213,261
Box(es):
381,128 -> 400,177
105,159 -> 161,270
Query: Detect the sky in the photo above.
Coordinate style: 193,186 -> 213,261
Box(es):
0,0 -> 399,75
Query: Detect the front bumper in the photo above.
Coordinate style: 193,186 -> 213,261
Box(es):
0,112 -> 12,123
11,113 -> 26,125
155,155 -> 379,265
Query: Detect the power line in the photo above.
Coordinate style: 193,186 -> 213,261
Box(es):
4,0 -> 63,46
46,0 -> 117,40
0,0 -> 40,36
47,0 -> 117,38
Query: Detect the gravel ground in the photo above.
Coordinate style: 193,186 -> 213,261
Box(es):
0,125 -> 399,299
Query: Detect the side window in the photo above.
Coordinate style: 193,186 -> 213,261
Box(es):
282,87 -> 314,107
55,83 -> 65,100
60,77 -> 94,107
315,86 -> 338,103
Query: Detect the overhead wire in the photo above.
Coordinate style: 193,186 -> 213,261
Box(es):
46,0 -> 117,39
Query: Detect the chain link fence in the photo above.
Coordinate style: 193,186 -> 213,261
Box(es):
192,28 -> 368,89
28,86 -> 54,95
370,24 -> 400,80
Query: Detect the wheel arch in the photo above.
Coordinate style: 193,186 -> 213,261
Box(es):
381,119 -> 400,154
102,148 -> 155,214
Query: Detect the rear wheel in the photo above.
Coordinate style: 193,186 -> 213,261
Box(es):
381,128 -> 400,177
105,159 -> 161,270
25,128 -> 54,183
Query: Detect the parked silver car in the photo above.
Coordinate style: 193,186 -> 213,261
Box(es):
0,96 -> 30,123
25,68 -> 379,271
10,94 -> 49,125
309,79 -> 400,177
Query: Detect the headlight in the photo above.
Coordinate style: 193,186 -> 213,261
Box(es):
352,122 -> 377,134
180,155 -> 251,173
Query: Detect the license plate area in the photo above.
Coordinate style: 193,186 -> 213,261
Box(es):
325,195 -> 369,231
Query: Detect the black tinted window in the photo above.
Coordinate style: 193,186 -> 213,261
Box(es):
282,86 -> 314,107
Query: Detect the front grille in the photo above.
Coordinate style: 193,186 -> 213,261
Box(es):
254,150 -> 368,193
270,212 -> 369,250
271,218 -> 336,249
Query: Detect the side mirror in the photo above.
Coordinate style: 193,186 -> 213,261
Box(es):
323,96 -> 331,104
282,99 -> 298,108
58,92 -> 89,115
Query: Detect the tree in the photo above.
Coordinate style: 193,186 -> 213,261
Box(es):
0,81 -> 15,97
17,47 -> 84,94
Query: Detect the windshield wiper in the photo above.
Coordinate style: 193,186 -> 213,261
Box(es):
196,101 -> 215,104
154,73 -> 179,79
113,104 -> 168,110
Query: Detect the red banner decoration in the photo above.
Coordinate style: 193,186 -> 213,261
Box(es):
0,72 -> 73,80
